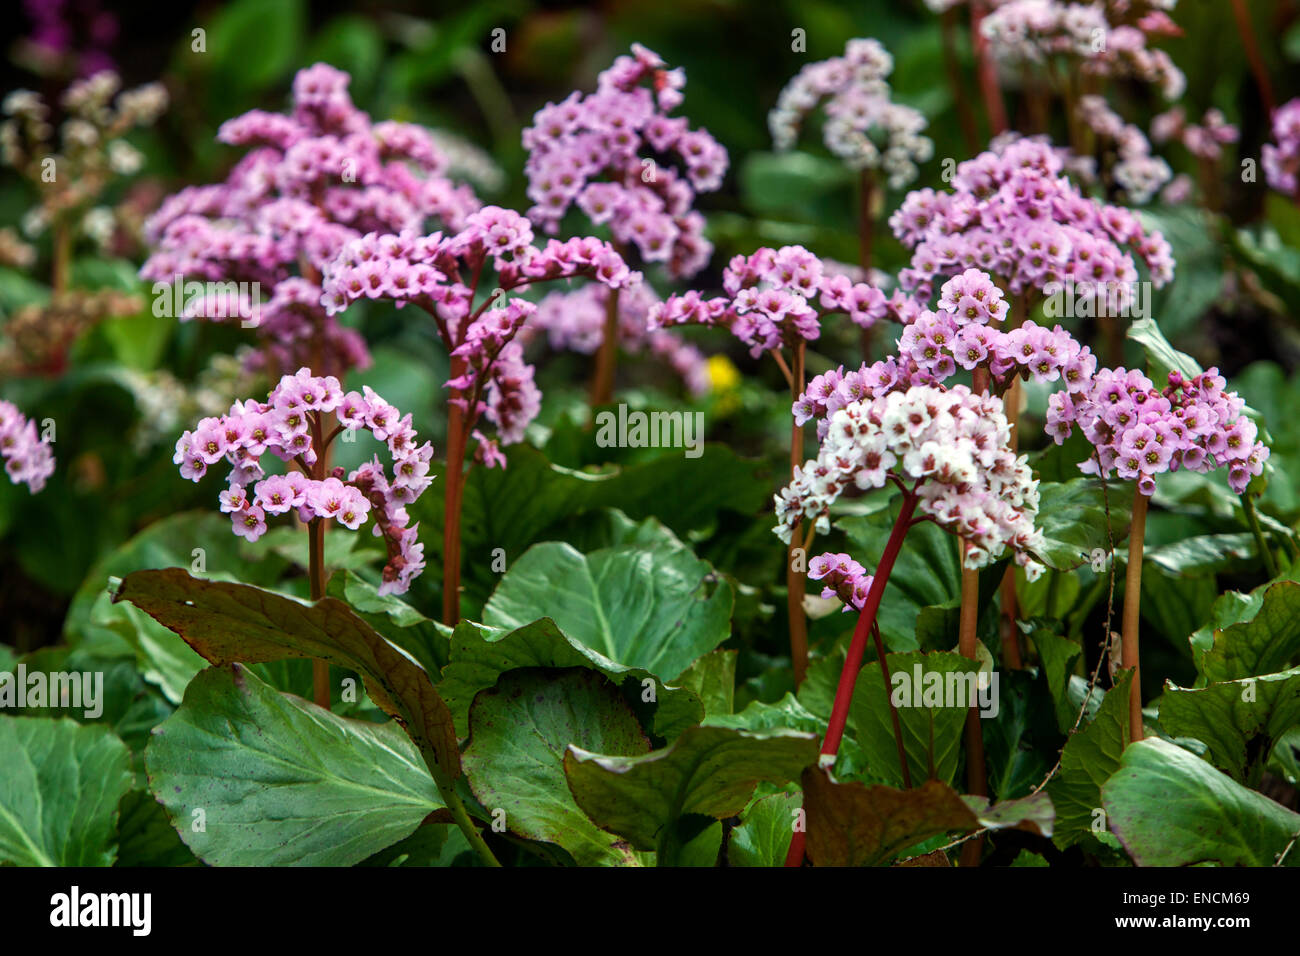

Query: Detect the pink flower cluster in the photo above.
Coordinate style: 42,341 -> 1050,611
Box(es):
889,137 -> 1174,306
776,384 -> 1046,576
900,268 -> 1097,383
527,283 -> 711,396
1151,105 -> 1239,163
319,206 -> 638,452
1077,95 -> 1171,204
173,368 -> 433,595
768,38 -> 932,189
648,245 -> 889,357
522,44 -> 727,279
141,63 -> 481,376
793,270 -> 1097,440
808,552 -> 873,612
1046,366 -> 1270,495
1264,98 -> 1300,197
980,1 -> 1185,100
0,399 -> 55,493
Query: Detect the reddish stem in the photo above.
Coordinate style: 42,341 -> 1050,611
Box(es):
442,356 -> 468,627
590,287 -> 621,409
1232,0 -> 1276,116
787,342 -> 809,686
1122,489 -> 1149,742
785,491 -> 918,866
308,410 -> 330,710
971,1 -> 1008,136
942,7 -> 980,152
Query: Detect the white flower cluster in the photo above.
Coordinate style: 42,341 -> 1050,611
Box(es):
775,384 -> 1046,577
768,38 -> 933,189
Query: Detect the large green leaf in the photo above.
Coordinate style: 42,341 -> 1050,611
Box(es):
461,668 -> 649,866
1103,737 -> 1300,867
564,724 -> 818,854
1159,668 -> 1300,784
146,665 -> 442,866
112,568 -> 460,778
482,535 -> 733,682
1137,207 -> 1224,340
1031,478 -> 1133,571
984,670 -> 1054,801
1145,533 -> 1261,576
801,768 -> 1053,867
1047,670 -> 1134,849
727,790 -> 802,867
839,510 -> 964,651
66,511 -> 288,703
325,569 -> 448,678
0,717 -> 133,866
1030,625 -> 1084,734
674,649 -> 736,719
847,651 -> 982,789
420,443 -> 768,611
1189,579 -> 1300,683
438,618 -> 703,740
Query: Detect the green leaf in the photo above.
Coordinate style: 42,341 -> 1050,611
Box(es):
801,770 -> 972,867
727,790 -> 802,866
0,717 -> 133,866
801,768 -> 1053,867
839,510 -> 964,651
1145,532 -> 1261,576
425,443 -> 768,611
483,536 -> 733,682
358,823 -> 472,868
1127,316 -> 1201,382
1030,625 -> 1084,734
1138,207 -> 1224,340
1159,668 -> 1300,784
114,789 -> 198,867
739,151 -> 854,218
147,665 -> 443,866
204,0 -> 304,92
984,670 -> 1053,800
462,668 -> 649,866
673,649 -> 736,718
438,617 -> 703,740
1190,579 -> 1300,683
65,510 -> 288,703
325,569 -> 448,678
112,568 -> 461,779
565,724 -> 819,852
1031,478 -> 1132,571
1047,670 -> 1134,849
1103,737 -> 1300,867
847,651 -> 981,788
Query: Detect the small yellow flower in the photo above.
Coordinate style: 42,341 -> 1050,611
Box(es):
707,354 -> 741,393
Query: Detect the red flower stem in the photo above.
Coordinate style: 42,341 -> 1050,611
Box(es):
971,0 -> 1008,136
308,410 -> 330,710
589,286 -> 621,409
787,342 -> 809,686
1231,0 -> 1276,116
1121,488 -> 1149,742
442,356 -> 468,627
784,490 -> 918,866
957,367 -> 990,865
942,7 -> 980,152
